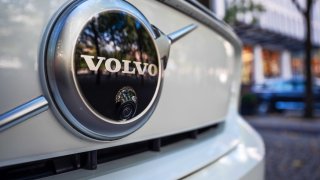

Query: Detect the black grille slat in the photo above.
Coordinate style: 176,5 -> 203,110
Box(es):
0,123 -> 220,179
84,151 -> 98,170
97,141 -> 149,164
0,161 -> 55,180
149,138 -> 161,152
189,130 -> 199,139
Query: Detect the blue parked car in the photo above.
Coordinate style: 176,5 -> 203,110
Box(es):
252,78 -> 320,113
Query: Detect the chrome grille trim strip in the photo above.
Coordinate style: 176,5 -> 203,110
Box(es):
0,96 -> 48,132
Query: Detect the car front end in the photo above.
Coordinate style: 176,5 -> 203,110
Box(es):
0,0 -> 264,179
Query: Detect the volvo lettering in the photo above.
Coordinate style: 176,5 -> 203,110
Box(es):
80,55 -> 158,76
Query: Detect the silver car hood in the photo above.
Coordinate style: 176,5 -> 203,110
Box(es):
0,0 -> 242,167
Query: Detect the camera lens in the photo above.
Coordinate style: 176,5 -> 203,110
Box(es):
115,87 -> 137,121
119,102 -> 135,119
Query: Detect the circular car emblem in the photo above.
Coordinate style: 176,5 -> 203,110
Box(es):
74,11 -> 159,123
44,0 -> 164,140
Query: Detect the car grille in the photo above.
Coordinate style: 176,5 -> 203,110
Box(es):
0,123 -> 220,179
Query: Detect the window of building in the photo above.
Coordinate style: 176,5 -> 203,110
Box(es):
313,52 -> 320,78
262,49 -> 281,78
241,45 -> 253,84
291,50 -> 320,78
291,56 -> 303,77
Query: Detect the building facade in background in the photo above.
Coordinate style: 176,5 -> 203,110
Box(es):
199,0 -> 320,85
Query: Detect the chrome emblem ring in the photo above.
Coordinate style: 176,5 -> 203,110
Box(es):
44,0 -> 164,140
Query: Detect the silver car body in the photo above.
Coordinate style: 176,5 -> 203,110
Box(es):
0,0 -> 264,179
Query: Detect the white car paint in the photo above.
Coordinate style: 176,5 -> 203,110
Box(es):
0,0 -> 264,179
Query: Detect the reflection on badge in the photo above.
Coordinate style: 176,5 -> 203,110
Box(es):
44,0 -> 195,140
74,12 -> 159,122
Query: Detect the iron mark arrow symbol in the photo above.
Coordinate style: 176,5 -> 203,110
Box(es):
153,24 -> 197,69
168,24 -> 198,44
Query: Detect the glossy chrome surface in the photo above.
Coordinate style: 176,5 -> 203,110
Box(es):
44,0 -> 165,140
168,24 -> 197,44
0,96 -> 48,132
42,0 -> 198,141
73,11 -> 160,122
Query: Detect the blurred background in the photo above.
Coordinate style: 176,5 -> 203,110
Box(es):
197,0 -> 320,179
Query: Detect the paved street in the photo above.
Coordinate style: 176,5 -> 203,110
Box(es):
245,113 -> 320,180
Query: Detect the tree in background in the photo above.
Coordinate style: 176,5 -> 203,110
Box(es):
223,0 -> 264,116
291,0 -> 317,118
224,0 -> 318,118
224,0 -> 265,25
